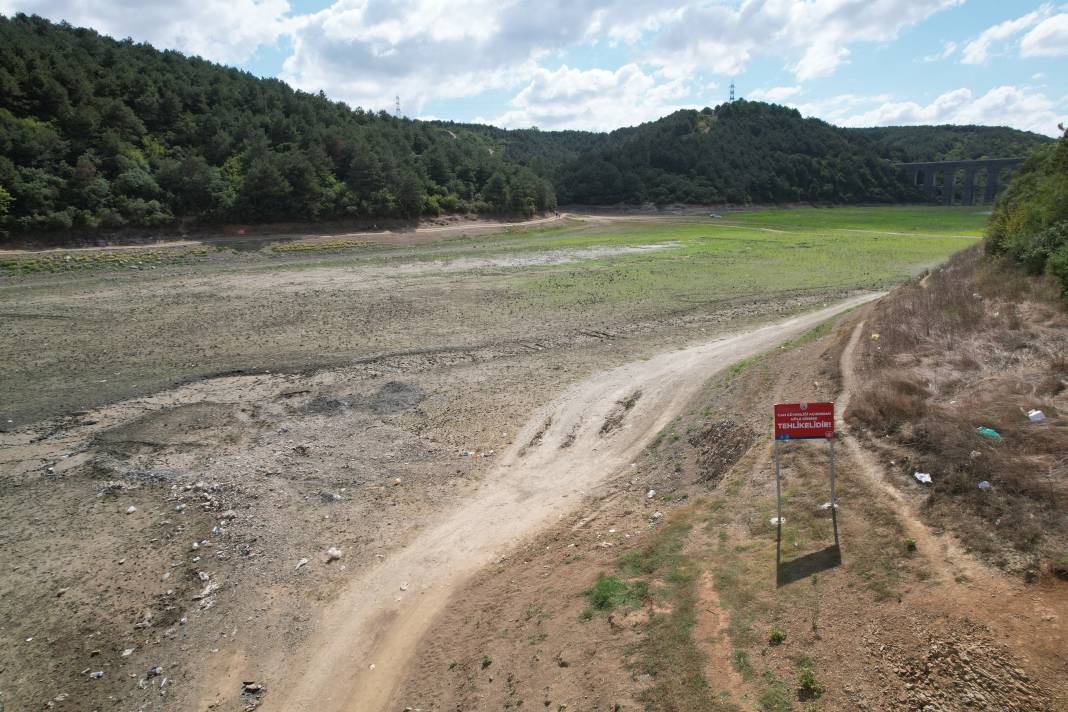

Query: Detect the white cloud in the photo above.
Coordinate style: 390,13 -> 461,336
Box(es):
750,85 -> 802,102
278,0 -> 676,113
1020,13 -> 1068,57
489,63 -> 697,131
489,63 -> 696,131
833,86 -> 1064,137
961,4 -> 1051,64
650,0 -> 963,81
1,0 -> 292,64
922,40 -> 957,62
245,0 -> 967,113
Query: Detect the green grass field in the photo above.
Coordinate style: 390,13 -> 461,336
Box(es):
499,207 -> 980,312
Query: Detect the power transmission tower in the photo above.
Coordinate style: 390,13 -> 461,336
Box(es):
395,95 -> 401,117
729,81 -> 735,102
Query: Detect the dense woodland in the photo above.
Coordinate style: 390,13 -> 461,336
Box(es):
852,125 -> 1052,163
0,14 -> 1054,236
987,127 -> 1068,292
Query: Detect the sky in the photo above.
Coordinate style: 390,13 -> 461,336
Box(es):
2,0 -> 1065,136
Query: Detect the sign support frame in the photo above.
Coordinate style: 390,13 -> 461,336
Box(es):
772,401 -> 840,550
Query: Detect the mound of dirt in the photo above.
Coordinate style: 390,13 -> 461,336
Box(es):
95,402 -> 250,454
303,381 -> 426,417
688,418 -> 757,484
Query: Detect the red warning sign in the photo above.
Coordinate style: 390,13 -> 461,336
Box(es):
774,402 -> 835,440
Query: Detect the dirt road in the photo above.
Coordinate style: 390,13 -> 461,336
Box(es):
247,293 -> 881,712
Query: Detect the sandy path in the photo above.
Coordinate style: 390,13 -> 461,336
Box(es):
232,294 -> 881,712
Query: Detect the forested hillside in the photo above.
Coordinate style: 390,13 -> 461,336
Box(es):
0,14 -> 559,233
851,125 -> 1052,163
556,102 -> 920,205
987,127 -> 1068,292
0,13 -> 1054,236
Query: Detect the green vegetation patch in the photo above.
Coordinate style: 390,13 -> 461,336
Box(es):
583,574 -> 647,614
515,208 -> 977,314
270,238 -> 372,253
0,247 -> 214,274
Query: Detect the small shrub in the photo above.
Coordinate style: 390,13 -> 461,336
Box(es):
481,655 -> 492,669
732,649 -> 755,680
1051,557 -> 1068,581
584,573 -> 646,612
768,624 -> 786,645
798,666 -> 824,700
904,538 -> 917,553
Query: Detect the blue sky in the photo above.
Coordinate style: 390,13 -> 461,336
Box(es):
3,0 -> 1065,135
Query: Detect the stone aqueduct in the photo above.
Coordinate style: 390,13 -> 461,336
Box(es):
895,157 -> 1026,205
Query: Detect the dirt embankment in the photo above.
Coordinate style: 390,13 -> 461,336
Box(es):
846,246 -> 1068,577
391,291 -> 1067,712
0,289 -> 871,712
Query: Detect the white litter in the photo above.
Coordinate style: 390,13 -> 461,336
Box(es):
126,506 -> 137,514
1028,409 -> 1046,422
295,558 -> 309,570
978,481 -> 992,490
914,472 -> 932,484
325,547 -> 342,562
646,489 -> 656,499
769,516 -> 785,525
819,502 -> 839,510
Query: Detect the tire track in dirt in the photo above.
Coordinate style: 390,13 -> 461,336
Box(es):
245,294 -> 882,712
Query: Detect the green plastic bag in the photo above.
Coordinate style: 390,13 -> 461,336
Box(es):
976,426 -> 1002,440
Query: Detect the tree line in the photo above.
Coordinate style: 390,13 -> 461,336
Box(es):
0,14 -> 558,234
0,14 -> 1054,237
987,126 -> 1068,293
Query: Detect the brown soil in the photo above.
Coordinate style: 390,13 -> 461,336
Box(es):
0,225 -> 871,712
4,231 -> 1065,712
390,301 -> 1067,712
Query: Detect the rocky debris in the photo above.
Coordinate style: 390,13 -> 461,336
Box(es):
242,680 -> 266,710
98,480 -> 129,494
326,547 -> 342,562
867,625 -> 1053,711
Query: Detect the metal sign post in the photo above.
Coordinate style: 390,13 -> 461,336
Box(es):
829,437 -> 839,547
773,401 -> 839,546
774,438 -> 782,534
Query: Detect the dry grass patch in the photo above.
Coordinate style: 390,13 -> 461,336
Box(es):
850,244 -> 1068,575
